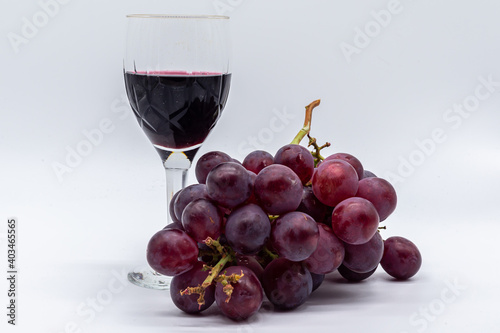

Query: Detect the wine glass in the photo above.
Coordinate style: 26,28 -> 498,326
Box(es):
123,14 -> 231,289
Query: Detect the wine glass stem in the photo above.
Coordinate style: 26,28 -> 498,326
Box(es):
165,167 -> 188,224
127,156 -> 189,290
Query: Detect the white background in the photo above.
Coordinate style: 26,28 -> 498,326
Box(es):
1,0 -> 500,332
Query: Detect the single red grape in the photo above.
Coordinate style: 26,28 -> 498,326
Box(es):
342,231 -> 384,273
215,266 -> 263,321
245,170 -> 258,204
274,144 -> 315,185
311,159 -> 359,207
380,236 -> 422,280
271,212 -> 319,262
356,177 -> 397,221
173,184 -> 209,222
362,170 -> 377,179
311,273 -> 325,292
206,162 -> 253,208
163,222 -> 183,231
331,197 -> 379,245
225,204 -> 271,255
254,164 -> 303,215
235,255 -> 265,281
337,264 -> 377,282
261,258 -> 312,310
181,198 -> 222,243
324,152 -> 364,180
195,151 -> 232,184
304,223 -> 345,274
146,229 -> 198,276
297,186 -> 331,222
169,190 -> 182,224
243,150 -> 274,174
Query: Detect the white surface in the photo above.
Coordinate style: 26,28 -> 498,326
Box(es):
1,0 -> 500,332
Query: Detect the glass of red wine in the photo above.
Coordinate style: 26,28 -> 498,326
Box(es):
124,14 -> 231,289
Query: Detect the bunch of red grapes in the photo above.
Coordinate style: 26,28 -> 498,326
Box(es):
146,102 -> 422,321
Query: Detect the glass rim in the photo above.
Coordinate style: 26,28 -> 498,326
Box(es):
126,14 -> 230,19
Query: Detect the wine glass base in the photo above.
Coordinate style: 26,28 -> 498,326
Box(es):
127,268 -> 172,290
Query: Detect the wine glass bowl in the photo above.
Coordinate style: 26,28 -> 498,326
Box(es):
124,70 -> 231,163
123,14 -> 231,289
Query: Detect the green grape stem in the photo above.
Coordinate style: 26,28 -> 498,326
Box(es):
308,134 -> 331,166
201,253 -> 233,289
214,270 -> 245,303
263,246 -> 279,260
291,99 -> 321,145
204,237 -> 225,255
180,238 -> 235,308
268,215 -> 279,223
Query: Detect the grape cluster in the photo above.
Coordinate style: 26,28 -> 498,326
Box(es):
145,101 -> 422,321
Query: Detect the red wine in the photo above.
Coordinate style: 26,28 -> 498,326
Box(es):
124,71 -> 231,159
